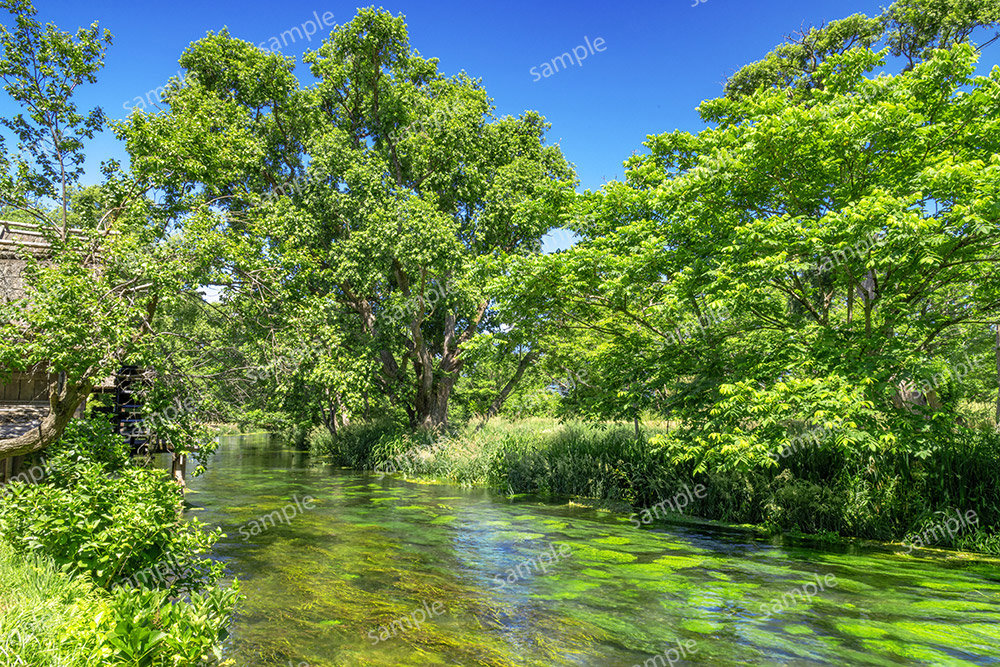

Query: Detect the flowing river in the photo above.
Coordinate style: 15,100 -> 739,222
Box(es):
184,434 -> 1000,666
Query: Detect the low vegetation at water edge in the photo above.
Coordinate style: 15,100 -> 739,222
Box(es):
312,418 -> 1000,555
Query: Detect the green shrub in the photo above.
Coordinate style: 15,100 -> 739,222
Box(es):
41,417 -> 130,488
309,418 -> 407,469
0,541 -> 239,666
0,464 -> 223,592
94,585 -> 240,665
0,414 -> 240,664
764,470 -> 843,534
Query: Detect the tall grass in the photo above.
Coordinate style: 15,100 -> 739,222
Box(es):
0,542 -> 101,666
311,418 -> 1000,554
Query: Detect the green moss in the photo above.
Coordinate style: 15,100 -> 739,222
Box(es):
653,554 -> 707,569
834,621 -> 890,639
568,544 -> 638,563
581,567 -> 613,579
681,619 -> 723,634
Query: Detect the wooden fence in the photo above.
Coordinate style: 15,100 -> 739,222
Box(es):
0,371 -> 51,404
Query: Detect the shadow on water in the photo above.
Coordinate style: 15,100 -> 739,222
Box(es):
183,434 -> 1000,666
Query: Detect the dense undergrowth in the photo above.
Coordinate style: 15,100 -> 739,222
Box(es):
0,419 -> 239,666
311,418 -> 1000,555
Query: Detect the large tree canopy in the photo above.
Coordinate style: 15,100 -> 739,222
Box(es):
121,8 -> 576,430
531,0 -> 1000,469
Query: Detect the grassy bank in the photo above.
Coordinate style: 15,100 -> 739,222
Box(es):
0,541 -> 99,666
0,418 -> 239,666
312,418 -> 1000,555
0,542 -> 233,666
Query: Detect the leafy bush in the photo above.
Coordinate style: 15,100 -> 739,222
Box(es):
0,464 -> 223,592
0,415 -> 239,664
93,585 -> 240,665
764,470 -> 843,534
41,416 -> 130,488
311,418 -> 407,469
0,541 -> 239,666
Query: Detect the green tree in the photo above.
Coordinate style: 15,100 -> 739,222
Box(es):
122,9 -> 575,431
0,0 -> 213,460
536,0 -> 1000,468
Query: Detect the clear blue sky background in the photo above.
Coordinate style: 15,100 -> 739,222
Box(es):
0,0 -> 959,250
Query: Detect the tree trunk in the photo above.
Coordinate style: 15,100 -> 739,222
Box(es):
414,375 -> 456,430
0,377 -> 92,460
995,323 -> 1000,431
171,452 -> 187,487
335,392 -> 350,428
476,350 -> 539,431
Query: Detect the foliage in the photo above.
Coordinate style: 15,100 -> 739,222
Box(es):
41,416 -> 130,487
0,418 -> 238,663
0,0 -> 110,215
0,0 -> 219,462
120,8 -> 576,431
92,586 -> 240,666
724,0 -> 1000,98
0,541 -> 239,666
0,422 -> 225,593
527,4 -> 1000,477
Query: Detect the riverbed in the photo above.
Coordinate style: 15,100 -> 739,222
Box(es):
184,434 -> 1000,666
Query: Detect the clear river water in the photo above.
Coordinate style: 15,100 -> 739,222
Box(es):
183,434 -> 1000,666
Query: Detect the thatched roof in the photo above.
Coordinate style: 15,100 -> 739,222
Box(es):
0,222 -> 29,302
0,219 -> 75,257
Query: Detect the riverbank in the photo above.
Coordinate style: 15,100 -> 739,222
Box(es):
309,417 -> 1000,556
0,418 -> 239,666
187,435 -> 1000,665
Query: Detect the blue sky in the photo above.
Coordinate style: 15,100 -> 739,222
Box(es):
0,0 -> 939,251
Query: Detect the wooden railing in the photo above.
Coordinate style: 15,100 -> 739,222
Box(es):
0,370 -> 51,404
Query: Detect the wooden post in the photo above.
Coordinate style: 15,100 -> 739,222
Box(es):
995,323 -> 1000,432
171,452 -> 186,487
